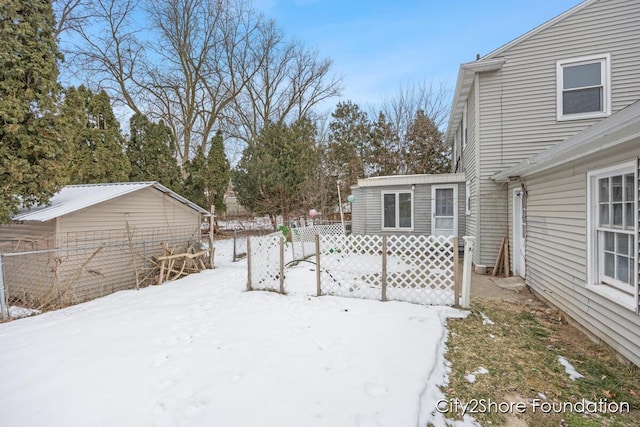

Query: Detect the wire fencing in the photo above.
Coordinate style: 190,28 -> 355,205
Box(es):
0,225 -> 207,314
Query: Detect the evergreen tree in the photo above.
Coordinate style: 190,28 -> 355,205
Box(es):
233,118 -> 317,223
404,109 -> 450,174
182,131 -> 230,213
327,101 -> 374,197
127,113 -> 182,190
61,86 -> 131,183
0,0 -> 68,224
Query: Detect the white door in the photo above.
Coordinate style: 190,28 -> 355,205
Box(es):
432,185 -> 457,237
513,189 -> 526,278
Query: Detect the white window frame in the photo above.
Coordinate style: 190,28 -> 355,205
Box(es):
431,184 -> 458,237
556,53 -> 611,121
381,190 -> 414,231
586,159 -> 638,312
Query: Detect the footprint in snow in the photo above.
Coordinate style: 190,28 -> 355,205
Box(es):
364,383 -> 388,398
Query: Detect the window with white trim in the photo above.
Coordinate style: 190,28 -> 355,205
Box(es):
557,54 -> 610,121
382,191 -> 413,230
462,102 -> 468,149
587,161 -> 638,302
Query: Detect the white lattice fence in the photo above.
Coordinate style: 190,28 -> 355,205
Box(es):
290,224 -> 344,260
317,234 -> 457,306
386,235 -> 456,305
247,234 -> 283,292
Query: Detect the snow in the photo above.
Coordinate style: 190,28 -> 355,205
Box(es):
0,238 -> 474,427
479,312 -> 494,325
464,367 -> 489,384
558,355 -> 584,381
8,306 -> 41,319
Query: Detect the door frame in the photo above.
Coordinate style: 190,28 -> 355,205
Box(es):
431,184 -> 458,237
513,188 -> 526,278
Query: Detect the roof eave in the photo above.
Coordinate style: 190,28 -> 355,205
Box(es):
445,57 -> 507,146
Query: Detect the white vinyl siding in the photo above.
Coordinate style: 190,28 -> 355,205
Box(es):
471,0 -> 640,266
524,143 -> 640,367
557,54 -> 611,121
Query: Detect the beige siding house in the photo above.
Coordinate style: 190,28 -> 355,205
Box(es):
350,174 -> 466,246
446,0 -> 640,365
0,182 -> 210,307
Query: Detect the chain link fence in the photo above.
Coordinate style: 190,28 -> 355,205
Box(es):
1,225 -> 207,314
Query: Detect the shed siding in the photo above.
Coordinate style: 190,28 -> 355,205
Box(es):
58,187 -> 201,236
0,220 -> 55,252
350,187 -> 366,235
523,141 -> 640,366
472,0 -> 640,266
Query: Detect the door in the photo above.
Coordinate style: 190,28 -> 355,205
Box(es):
513,189 -> 526,278
432,185 -> 457,237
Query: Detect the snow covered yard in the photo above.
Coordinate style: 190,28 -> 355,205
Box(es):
0,239 -> 469,427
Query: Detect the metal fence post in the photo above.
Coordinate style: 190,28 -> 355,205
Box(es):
247,236 -> 252,291
461,236 -> 475,308
279,236 -> 285,294
233,229 -> 237,262
0,255 -> 9,320
381,235 -> 387,302
315,234 -> 321,297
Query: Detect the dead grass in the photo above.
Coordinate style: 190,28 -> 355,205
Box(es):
443,298 -> 640,426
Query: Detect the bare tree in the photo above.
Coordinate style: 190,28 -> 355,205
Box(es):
226,22 -> 342,149
374,80 -> 450,174
55,0 -> 341,166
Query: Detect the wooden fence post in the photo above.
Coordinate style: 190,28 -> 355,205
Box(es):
453,239 -> 460,306
247,236 -> 252,291
381,235 -> 387,302
315,234 -> 321,297
279,236 -> 285,294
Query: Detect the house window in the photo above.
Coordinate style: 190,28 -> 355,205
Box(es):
587,160 -> 638,305
382,191 -> 413,230
557,54 -> 610,120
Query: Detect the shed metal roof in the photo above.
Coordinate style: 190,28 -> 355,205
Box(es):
13,182 -> 210,222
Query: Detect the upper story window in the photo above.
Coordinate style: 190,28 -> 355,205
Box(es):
382,191 -> 413,230
462,102 -> 468,148
557,54 -> 611,121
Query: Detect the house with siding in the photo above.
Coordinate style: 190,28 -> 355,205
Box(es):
0,182 -> 210,307
445,0 -> 640,365
350,173 -> 466,246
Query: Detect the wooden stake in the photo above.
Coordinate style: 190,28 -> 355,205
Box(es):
492,237 -> 504,276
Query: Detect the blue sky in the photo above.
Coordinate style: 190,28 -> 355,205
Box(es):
253,0 -> 585,111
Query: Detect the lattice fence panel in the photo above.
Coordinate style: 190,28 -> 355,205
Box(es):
290,224 -> 343,260
248,234 -> 282,292
318,234 -> 383,300
385,235 -> 455,306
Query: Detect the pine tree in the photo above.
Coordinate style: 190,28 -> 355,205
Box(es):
61,86 -> 131,183
404,109 -> 450,174
0,0 -> 68,223
127,113 -> 182,190
233,118 -> 317,222
183,131 -> 230,213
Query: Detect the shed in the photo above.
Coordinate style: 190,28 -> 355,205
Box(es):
0,182 -> 210,307
350,173 -> 466,244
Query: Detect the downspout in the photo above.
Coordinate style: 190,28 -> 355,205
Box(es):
474,73 -> 481,265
